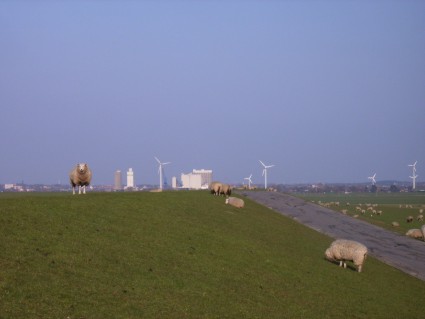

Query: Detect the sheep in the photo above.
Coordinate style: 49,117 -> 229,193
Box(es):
220,183 -> 232,196
225,197 -> 244,208
391,221 -> 400,227
406,216 -> 414,223
69,163 -> 92,195
405,229 -> 423,239
421,225 -> 425,242
417,214 -> 424,222
210,181 -> 222,196
325,239 -> 368,272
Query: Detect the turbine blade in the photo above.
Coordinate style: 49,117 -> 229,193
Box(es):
259,160 -> 266,167
154,157 -> 161,164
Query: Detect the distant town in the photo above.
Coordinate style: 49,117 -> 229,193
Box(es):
2,180 -> 424,194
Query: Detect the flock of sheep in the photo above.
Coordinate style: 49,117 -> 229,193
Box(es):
209,181 -> 245,208
69,164 -> 425,274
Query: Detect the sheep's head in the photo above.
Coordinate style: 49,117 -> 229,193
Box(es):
77,163 -> 87,173
324,248 -> 335,261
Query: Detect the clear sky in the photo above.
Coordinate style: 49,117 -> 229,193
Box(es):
1,0 -> 424,186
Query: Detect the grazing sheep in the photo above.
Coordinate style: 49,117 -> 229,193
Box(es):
225,197 -> 244,208
69,163 -> 92,195
325,239 -> 368,272
405,229 -> 423,239
406,216 -> 414,223
391,221 -> 400,227
417,214 -> 423,222
210,181 -> 222,196
220,183 -> 232,196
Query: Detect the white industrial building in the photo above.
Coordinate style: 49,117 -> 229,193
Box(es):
126,168 -> 134,189
180,169 -> 212,190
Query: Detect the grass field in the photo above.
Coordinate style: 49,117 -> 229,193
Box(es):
296,192 -> 425,235
1,191 -> 425,318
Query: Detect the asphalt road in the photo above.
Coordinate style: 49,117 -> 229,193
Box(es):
240,190 -> 425,281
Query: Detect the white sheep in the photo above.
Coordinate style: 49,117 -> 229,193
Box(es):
325,239 -> 368,272
391,221 -> 400,227
69,163 -> 92,195
417,214 -> 423,222
220,183 -> 232,196
210,181 -> 222,196
405,229 -> 423,239
225,197 -> 245,208
406,216 -> 414,223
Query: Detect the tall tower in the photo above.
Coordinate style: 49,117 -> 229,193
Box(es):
114,170 -> 122,190
127,168 -> 134,188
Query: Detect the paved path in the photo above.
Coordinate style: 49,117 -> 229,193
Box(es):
240,191 -> 425,281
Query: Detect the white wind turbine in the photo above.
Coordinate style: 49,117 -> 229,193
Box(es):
244,174 -> 253,189
408,161 -> 418,190
154,156 -> 171,190
368,173 -> 377,185
259,160 -> 274,190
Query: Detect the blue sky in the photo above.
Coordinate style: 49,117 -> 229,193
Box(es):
1,1 -> 424,186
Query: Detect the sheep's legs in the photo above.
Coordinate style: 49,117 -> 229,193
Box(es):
72,187 -> 76,195
83,185 -> 86,194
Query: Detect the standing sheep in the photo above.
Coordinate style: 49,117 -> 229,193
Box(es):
69,163 -> 92,195
220,183 -> 232,196
406,216 -> 414,223
209,181 -> 222,196
325,239 -> 368,272
225,197 -> 245,208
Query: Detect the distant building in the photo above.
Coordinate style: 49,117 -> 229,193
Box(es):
126,168 -> 134,188
114,170 -> 122,190
192,169 -> 213,188
172,176 -> 177,189
181,173 -> 202,189
181,169 -> 212,189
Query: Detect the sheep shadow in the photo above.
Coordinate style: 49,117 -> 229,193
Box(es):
324,257 -> 358,272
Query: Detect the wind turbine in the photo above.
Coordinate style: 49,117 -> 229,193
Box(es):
244,174 -> 253,189
154,157 -> 171,190
368,173 -> 376,185
408,161 -> 418,190
259,160 -> 274,189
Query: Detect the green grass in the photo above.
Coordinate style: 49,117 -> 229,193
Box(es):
1,191 -> 425,318
297,192 -> 425,235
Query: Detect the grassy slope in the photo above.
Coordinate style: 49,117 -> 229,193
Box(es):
297,192 -> 425,234
0,191 -> 424,319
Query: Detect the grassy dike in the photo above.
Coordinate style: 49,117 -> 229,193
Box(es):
1,191 -> 424,318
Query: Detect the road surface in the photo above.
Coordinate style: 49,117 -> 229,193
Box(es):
240,191 -> 425,281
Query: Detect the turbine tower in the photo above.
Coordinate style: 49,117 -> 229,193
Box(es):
244,174 -> 253,189
259,160 -> 274,190
408,161 -> 418,190
154,156 -> 171,190
368,173 -> 376,185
